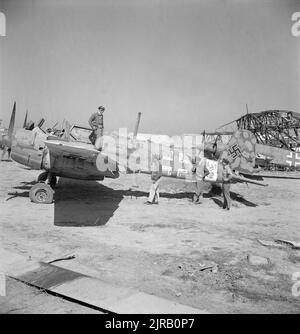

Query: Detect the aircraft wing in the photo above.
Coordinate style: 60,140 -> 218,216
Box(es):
45,140 -> 99,161
231,173 -> 268,186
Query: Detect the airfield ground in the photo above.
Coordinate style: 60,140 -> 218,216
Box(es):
0,160 -> 299,313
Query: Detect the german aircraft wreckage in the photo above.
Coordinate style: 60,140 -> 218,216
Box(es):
1,102 -> 299,204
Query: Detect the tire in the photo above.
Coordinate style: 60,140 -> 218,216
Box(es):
29,183 -> 54,204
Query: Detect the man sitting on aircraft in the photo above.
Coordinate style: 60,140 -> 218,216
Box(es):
192,152 -> 210,204
89,106 -> 105,150
221,158 -> 233,210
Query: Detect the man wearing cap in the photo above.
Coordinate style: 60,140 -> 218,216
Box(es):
221,158 -> 233,210
89,106 -> 105,150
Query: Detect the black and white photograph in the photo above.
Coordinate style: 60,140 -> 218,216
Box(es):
0,0 -> 299,316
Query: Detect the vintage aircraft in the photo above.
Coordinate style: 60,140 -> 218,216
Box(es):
0,103 -> 44,160
202,131 -> 300,173
212,108 -> 300,171
0,102 -> 271,204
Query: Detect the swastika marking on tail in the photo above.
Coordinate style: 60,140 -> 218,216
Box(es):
228,144 -> 242,159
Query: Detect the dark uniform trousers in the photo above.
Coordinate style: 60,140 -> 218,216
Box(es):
222,182 -> 231,209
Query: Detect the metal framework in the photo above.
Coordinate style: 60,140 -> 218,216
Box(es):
220,110 -> 300,151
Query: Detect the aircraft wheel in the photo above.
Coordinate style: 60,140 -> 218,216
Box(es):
37,171 -> 48,182
29,183 -> 54,204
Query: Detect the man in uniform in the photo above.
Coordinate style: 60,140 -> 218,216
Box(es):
145,154 -> 162,205
1,146 -> 11,161
192,152 -> 210,204
221,158 -> 233,210
89,106 -> 105,150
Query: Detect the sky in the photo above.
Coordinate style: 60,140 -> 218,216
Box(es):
0,0 -> 299,134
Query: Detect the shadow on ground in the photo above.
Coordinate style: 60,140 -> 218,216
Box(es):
208,185 -> 258,207
53,178 -> 124,227
6,178 -> 258,226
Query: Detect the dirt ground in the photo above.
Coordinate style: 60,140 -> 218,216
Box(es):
0,160 -> 300,314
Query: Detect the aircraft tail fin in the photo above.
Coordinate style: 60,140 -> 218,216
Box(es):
23,110 -> 28,128
220,130 -> 257,174
1,101 -> 16,152
8,101 -> 16,140
37,118 -> 45,128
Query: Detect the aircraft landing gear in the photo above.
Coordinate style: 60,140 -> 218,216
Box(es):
37,172 -> 57,188
29,172 -> 57,204
29,183 -> 54,204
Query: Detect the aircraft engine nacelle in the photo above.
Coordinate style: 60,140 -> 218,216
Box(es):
10,128 -> 48,170
11,146 -> 43,170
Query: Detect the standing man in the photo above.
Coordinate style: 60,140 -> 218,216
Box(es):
192,153 -> 210,204
145,155 -> 162,205
221,158 -> 233,210
89,106 -> 105,150
1,146 -> 11,161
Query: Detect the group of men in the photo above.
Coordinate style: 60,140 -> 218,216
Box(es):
191,154 -> 233,210
88,106 -> 233,210
144,153 -> 233,210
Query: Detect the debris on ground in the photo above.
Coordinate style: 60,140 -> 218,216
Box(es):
47,254 -> 76,264
258,239 -> 300,250
199,263 -> 219,273
274,239 -> 300,250
178,262 -> 219,278
258,240 -> 285,249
